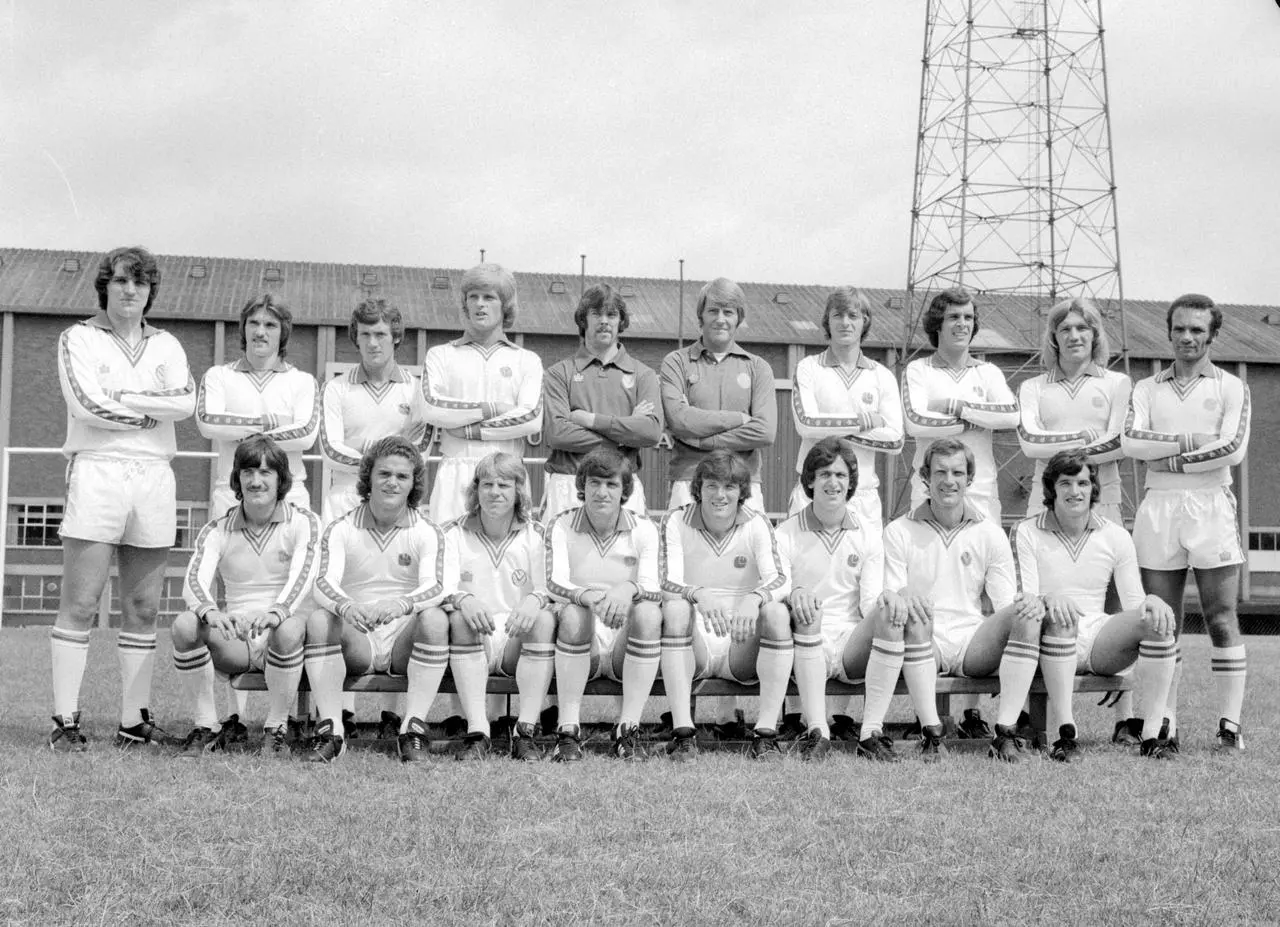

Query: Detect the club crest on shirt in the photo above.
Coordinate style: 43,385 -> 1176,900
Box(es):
572,372 -> 585,383
847,553 -> 859,568
734,555 -> 748,569
500,366 -> 513,378
398,403 -> 411,415
398,553 -> 413,567
687,370 -> 699,385
623,556 -> 637,567
1205,398 -> 1218,411
460,570 -> 473,582
1092,396 -> 1105,408
153,364 -> 167,388
98,364 -> 111,377
972,387 -> 985,399
621,375 -> 635,390
736,373 -> 752,390
960,551 -> 972,566
512,569 -> 528,585
862,392 -> 875,406
278,550 -> 291,562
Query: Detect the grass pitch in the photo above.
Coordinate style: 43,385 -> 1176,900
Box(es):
1,628 -> 1278,926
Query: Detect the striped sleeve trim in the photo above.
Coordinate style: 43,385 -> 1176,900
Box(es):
60,330 -> 150,427
1182,386 -> 1250,466
274,508 -> 320,615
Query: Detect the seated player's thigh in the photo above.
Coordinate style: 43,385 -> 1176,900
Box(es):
206,634 -> 254,676
839,619 -> 877,682
606,601 -> 661,679
1087,611 -> 1145,677
388,608 -> 446,674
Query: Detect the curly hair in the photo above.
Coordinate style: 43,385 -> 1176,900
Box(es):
357,435 -> 427,510
95,246 -> 160,316
348,297 -> 404,347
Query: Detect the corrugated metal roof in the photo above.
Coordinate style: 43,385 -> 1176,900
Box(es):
3,247 -> 1278,362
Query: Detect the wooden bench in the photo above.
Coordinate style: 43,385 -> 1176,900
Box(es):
230,672 -> 1129,739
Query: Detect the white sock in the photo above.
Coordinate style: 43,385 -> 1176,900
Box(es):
792,632 -> 829,737
754,637 -> 794,734
620,637 -> 661,727
264,645 -> 304,730
515,643 -> 555,727
117,631 -> 157,728
1137,639 -> 1177,742
901,641 -> 940,728
1211,644 -> 1247,727
996,638 -> 1040,728
50,627 -> 90,720
1039,635 -> 1077,731
303,642 -> 347,733
1165,644 -> 1182,737
174,644 -> 219,730
861,639 -> 904,739
450,643 -> 490,736
659,634 -> 696,730
403,642 -> 449,731
553,639 -> 591,730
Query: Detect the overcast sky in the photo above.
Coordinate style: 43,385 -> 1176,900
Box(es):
1,1 -> 1277,305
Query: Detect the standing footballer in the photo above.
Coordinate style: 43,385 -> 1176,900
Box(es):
1122,294 -> 1250,752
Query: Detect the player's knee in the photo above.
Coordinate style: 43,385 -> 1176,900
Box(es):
758,601 -> 791,640
416,606 -> 449,641
271,615 -> 305,651
448,611 -> 479,642
556,604 -> 592,644
529,609 -> 556,642
120,588 -> 160,627
305,607 -> 340,639
170,611 -> 202,648
662,598 -> 692,634
630,601 -> 662,639
904,614 -> 932,643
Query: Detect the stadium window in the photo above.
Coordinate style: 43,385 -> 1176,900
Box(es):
6,503 -> 64,547
2,574 -> 62,614
361,271 -> 379,287
773,293 -> 792,305
174,505 -> 210,551
549,280 -> 567,295
618,284 -> 636,298
262,266 -> 283,283
432,274 -> 451,289
189,264 -> 208,279
60,257 -> 81,273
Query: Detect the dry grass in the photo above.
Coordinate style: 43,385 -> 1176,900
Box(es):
0,628 -> 1278,926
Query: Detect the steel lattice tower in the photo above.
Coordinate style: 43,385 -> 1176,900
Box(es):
893,0 -> 1132,519
904,0 -> 1127,351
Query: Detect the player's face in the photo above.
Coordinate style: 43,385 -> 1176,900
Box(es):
369,454 -> 415,512
105,261 -> 150,326
811,457 -> 852,506
699,477 -> 742,520
584,474 -> 623,519
585,305 -> 622,354
478,474 -> 517,521
1055,312 -> 1094,368
927,452 -> 970,507
245,309 -> 283,362
463,287 -> 505,340
700,302 -> 740,352
356,320 -> 396,369
1052,468 -> 1094,519
238,461 -> 280,507
1169,308 -> 1214,365
937,302 -> 975,354
828,306 -> 865,349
